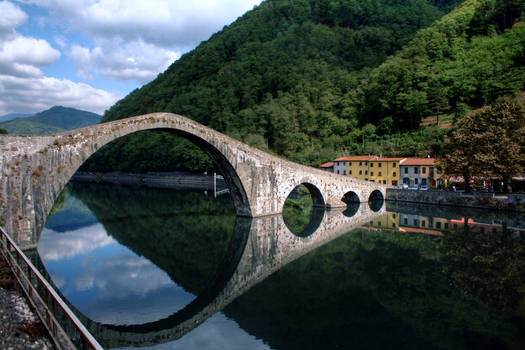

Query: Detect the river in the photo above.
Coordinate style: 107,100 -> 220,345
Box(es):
36,182 -> 525,350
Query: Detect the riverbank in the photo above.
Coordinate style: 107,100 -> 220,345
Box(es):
387,188 -> 525,212
72,171 -> 228,192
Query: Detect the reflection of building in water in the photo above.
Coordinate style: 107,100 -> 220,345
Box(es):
364,212 -> 524,237
366,212 -> 400,230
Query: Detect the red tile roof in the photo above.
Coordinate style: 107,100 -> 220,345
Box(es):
320,162 -> 334,168
375,157 -> 406,161
334,155 -> 378,162
401,158 -> 436,165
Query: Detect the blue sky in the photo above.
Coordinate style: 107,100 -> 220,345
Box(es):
0,0 -> 262,116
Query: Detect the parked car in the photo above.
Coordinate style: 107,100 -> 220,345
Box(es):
420,185 -> 429,190
400,184 -> 409,189
409,185 -> 419,190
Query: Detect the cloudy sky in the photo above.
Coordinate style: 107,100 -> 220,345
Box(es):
0,0 -> 262,116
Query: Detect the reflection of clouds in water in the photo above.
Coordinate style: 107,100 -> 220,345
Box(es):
73,250 -> 195,325
39,221 -> 196,325
38,224 -> 115,260
75,253 -> 174,298
49,272 -> 66,289
114,313 -> 271,350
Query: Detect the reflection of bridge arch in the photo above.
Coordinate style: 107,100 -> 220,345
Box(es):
0,113 -> 385,247
37,206 -> 385,348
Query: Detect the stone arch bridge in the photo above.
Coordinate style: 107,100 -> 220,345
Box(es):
0,112 -> 385,247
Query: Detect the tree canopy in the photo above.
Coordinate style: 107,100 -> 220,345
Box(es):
439,95 -> 525,191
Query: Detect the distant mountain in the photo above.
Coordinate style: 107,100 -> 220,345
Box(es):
0,106 -> 101,135
0,113 -> 33,123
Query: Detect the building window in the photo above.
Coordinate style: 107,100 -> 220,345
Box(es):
378,163 -> 382,167
365,170 -> 368,175
349,162 -> 352,166
365,162 -> 368,165
370,163 -> 374,167
415,178 -> 419,184
393,172 -> 396,177
343,170 -> 346,175
349,170 -> 352,175
393,163 -> 396,167
383,180 -> 386,184
422,167 -> 426,174
445,223 -> 449,229
371,171 -> 374,176
414,167 -> 419,174
404,167 -> 408,174
359,162 -> 362,166
422,220 -> 426,227
378,171 -> 382,176
437,222 -> 442,229
359,170 -> 362,175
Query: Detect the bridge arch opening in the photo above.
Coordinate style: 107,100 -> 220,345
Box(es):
368,190 -> 384,212
75,127 -> 251,218
282,183 -> 325,237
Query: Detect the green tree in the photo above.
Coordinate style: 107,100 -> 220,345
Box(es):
440,95 -> 525,192
0,128 -> 7,134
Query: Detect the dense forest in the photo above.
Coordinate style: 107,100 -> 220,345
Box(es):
82,0 -> 525,172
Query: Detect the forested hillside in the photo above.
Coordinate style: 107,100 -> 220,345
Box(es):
83,0 -> 525,172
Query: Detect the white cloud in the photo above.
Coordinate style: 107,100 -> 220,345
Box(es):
0,36 -> 60,77
0,1 -> 121,114
0,1 -> 27,37
0,74 -> 122,115
71,40 -> 180,83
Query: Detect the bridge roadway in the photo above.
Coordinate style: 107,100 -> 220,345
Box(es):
31,204 -> 386,348
0,112 -> 385,248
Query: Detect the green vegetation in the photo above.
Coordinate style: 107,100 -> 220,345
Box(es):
439,224 -> 525,316
0,106 -> 101,135
0,128 -> 7,134
81,0 -> 525,173
83,0 -> 468,172
440,95 -> 525,192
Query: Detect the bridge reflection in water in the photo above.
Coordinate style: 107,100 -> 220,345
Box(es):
35,187 -> 385,349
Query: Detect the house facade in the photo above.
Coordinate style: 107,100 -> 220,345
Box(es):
400,158 -> 438,187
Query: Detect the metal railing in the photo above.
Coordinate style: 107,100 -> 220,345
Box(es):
0,226 -> 103,350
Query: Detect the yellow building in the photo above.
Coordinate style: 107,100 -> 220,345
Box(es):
334,155 -> 404,186
365,212 -> 400,230
367,157 -> 405,186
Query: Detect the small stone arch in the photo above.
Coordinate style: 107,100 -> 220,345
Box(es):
301,182 -> 325,208
368,189 -> 384,201
368,189 -> 384,212
341,191 -> 360,204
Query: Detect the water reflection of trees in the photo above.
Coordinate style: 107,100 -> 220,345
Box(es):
283,185 -> 323,237
64,182 -> 236,295
225,229 -> 522,350
439,223 -> 525,316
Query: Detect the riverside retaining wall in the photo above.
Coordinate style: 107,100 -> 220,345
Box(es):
72,171 -> 227,191
386,188 -> 525,212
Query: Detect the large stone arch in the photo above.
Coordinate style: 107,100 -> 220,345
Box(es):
0,112 -> 387,248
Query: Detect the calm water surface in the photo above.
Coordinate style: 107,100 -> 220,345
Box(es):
38,182 -> 525,350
